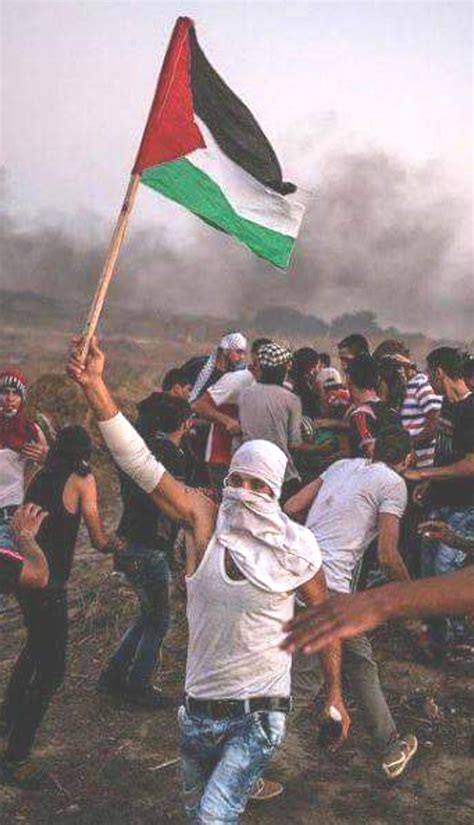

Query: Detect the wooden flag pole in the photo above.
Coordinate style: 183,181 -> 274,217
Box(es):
79,172 -> 141,362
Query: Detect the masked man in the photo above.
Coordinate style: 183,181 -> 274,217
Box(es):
67,337 -> 350,824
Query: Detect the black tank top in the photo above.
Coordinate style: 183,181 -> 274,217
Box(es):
26,467 -> 81,587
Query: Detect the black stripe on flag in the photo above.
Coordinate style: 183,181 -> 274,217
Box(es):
189,28 -> 296,196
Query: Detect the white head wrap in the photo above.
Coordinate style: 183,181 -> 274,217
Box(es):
215,440 -> 322,592
190,332 -> 248,403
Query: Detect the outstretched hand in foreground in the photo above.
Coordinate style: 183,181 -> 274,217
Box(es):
282,591 -> 384,655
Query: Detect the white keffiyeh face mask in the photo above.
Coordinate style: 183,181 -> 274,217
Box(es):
214,441 -> 322,593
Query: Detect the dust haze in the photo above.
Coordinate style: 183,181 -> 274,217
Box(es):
1,148 -> 472,340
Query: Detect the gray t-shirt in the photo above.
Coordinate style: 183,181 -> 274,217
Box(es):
306,458 -> 407,593
238,384 -> 302,481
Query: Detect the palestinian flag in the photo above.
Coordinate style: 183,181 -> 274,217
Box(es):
133,17 -> 308,270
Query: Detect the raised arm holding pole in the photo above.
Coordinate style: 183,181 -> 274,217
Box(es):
78,18 -> 191,361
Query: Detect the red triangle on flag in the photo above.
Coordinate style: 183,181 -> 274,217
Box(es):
133,17 -> 205,173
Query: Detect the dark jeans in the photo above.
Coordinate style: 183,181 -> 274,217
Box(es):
1,588 -> 68,762
105,544 -> 170,688
421,505 -> 473,648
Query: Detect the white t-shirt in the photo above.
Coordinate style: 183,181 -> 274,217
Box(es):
207,368 -> 255,407
0,448 -> 27,508
306,458 -> 407,593
205,369 -> 255,463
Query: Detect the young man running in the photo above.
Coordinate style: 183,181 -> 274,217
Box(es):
99,393 -> 191,708
285,427 -> 418,779
67,337 -> 350,823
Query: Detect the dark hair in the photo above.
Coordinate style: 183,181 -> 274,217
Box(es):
47,425 -> 92,477
376,359 -> 407,411
319,352 -> 330,368
346,354 -> 379,390
292,347 -> 319,370
373,426 -> 411,466
259,364 -> 287,386
137,393 -> 191,435
251,337 -> 272,355
162,367 -> 190,391
372,339 -> 410,360
289,347 -> 318,391
337,334 -> 370,356
427,347 -> 464,380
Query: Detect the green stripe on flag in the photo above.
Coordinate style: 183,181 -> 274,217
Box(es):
141,158 -> 295,269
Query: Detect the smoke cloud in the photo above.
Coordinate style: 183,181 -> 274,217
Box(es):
1,147 -> 472,340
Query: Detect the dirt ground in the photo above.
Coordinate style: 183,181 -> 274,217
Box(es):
1,308 -> 473,823
1,498 -> 473,825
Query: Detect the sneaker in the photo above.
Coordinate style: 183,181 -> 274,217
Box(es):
122,685 -> 174,711
382,735 -> 418,779
249,777 -> 284,801
0,756 -> 53,790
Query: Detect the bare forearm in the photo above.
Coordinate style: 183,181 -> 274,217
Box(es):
16,532 -> 49,587
414,457 -> 474,482
192,396 -> 232,428
379,568 -> 474,622
379,552 -> 411,583
320,641 -> 343,701
284,479 -> 322,519
84,515 -> 108,551
314,419 -> 349,431
298,573 -> 342,699
294,441 -> 333,455
81,378 -> 119,422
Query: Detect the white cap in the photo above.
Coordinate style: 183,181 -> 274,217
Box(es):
318,367 -> 342,387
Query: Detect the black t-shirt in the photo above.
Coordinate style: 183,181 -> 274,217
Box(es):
431,393 -> 474,507
0,546 -> 23,594
26,467 -> 82,588
117,434 -> 186,551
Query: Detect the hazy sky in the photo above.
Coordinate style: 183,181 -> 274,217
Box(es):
1,1 -> 472,336
2,1 -> 471,214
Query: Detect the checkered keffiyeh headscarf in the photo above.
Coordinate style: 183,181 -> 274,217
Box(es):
257,342 -> 292,369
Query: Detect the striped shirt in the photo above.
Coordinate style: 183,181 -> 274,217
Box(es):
401,373 -> 442,468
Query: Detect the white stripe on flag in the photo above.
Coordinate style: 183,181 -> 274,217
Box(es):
187,117 -> 311,238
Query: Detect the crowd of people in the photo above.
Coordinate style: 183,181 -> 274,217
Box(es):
0,332 -> 473,821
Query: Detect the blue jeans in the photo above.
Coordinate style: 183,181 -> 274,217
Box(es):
106,544 -> 170,688
178,705 -> 287,823
0,512 -> 16,553
421,506 -> 474,646
0,510 -> 18,607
